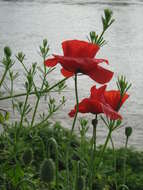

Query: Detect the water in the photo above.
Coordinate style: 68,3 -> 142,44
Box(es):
0,0 -> 143,148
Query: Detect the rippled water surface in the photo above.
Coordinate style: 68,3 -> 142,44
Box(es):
0,0 -> 143,148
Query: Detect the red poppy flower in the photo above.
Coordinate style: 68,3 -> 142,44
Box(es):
69,85 -> 129,120
45,40 -> 113,84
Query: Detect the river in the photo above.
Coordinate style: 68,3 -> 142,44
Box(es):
0,0 -> 143,148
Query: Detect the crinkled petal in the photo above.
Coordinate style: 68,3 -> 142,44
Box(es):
69,109 -> 76,117
45,58 -> 58,67
93,58 -> 109,65
69,98 -> 103,117
69,98 -> 91,117
61,68 -> 74,78
53,55 -> 78,73
88,65 -> 113,84
102,103 -> 122,120
53,55 -> 113,84
90,85 -> 107,99
62,40 -> 99,58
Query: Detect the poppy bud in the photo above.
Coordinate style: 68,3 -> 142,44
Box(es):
125,127 -> 132,138
43,39 -> 48,47
76,176 -> 85,190
22,148 -> 33,165
27,73 -> 33,89
17,52 -> 25,62
4,46 -> 12,57
47,137 -> 58,159
40,159 -> 55,183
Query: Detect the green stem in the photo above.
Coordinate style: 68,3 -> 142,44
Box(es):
19,91 -> 29,128
71,73 -> 79,134
0,68 -> 8,89
55,151 -> 59,190
66,73 -> 79,190
123,137 -> 128,189
31,97 -> 40,127
33,102 -> 64,128
96,127 -> 112,171
89,115 -> 98,190
110,136 -> 118,190
30,58 -> 47,127
0,77 -> 68,101
93,114 -> 97,152
96,30 -> 105,44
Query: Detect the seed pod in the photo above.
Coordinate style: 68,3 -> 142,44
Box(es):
40,159 -> 55,183
76,176 -> 85,190
125,127 -> 132,138
22,148 -> 33,165
92,118 -> 98,128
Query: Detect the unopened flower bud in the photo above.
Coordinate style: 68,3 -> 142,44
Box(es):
43,39 -> 48,47
17,52 -> 25,62
76,176 -> 85,190
4,46 -> 12,57
22,148 -> 33,165
48,137 -> 58,159
125,127 -> 132,138
40,159 -> 55,183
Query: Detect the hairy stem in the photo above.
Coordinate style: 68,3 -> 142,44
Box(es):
0,68 -> 8,89
19,91 -> 29,128
66,73 -> 79,190
0,77 -> 68,101
30,59 -> 46,127
110,136 -> 118,190
71,73 -> 79,134
123,137 -> 128,189
96,127 -> 112,171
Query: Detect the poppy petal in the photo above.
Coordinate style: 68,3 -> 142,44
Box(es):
62,40 -> 99,58
104,91 -> 129,111
93,58 -> 109,65
121,94 -> 129,107
69,98 -> 90,117
90,85 -> 107,99
45,58 -> 58,67
68,109 -> 76,117
88,65 -> 113,84
102,103 -> 122,120
61,68 -> 74,78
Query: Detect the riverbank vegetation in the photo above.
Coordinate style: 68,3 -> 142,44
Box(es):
0,9 -> 142,190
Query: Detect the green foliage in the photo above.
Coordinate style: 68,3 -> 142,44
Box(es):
89,9 -> 114,46
0,121 -> 142,190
